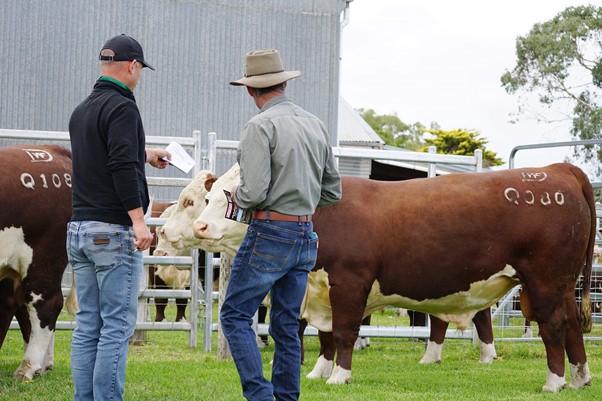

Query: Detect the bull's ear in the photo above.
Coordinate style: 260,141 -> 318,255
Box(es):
205,174 -> 218,191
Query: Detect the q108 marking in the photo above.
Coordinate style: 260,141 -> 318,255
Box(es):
18,149 -> 72,190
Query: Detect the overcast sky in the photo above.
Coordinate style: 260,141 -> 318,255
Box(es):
339,0 -> 596,169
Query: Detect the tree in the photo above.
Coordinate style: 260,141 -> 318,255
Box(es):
357,108 -> 425,151
501,5 -> 602,173
420,128 -> 504,167
357,109 -> 502,166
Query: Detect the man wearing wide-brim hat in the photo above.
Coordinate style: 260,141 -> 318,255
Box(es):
220,48 -> 342,401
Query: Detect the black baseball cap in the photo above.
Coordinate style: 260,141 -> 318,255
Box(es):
99,34 -> 155,70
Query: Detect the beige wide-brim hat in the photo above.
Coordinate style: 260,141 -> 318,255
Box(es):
230,49 -> 301,88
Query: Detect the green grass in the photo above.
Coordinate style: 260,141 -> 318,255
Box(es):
1,307 -> 601,401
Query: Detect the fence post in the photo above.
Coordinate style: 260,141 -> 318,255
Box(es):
427,146 -> 437,177
202,132 -> 218,351
474,149 -> 483,172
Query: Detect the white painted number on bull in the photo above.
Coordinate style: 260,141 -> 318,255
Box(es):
20,173 -> 72,190
504,187 -> 565,206
22,149 -> 54,162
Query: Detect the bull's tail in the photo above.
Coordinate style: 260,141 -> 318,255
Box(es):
65,273 -> 79,315
573,164 -> 594,333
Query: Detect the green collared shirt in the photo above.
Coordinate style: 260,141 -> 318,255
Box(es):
235,94 -> 342,215
98,76 -> 131,92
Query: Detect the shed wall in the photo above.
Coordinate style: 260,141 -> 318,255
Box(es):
0,0 -> 347,184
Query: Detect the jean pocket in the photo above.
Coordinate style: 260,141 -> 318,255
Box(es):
249,232 -> 296,272
84,232 -> 122,268
304,236 -> 319,271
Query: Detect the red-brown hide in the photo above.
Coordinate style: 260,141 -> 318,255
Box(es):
0,145 -> 72,379
311,163 -> 594,384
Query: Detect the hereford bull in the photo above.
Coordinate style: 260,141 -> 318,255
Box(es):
192,162 -> 594,393
151,203 -> 191,322
190,164 -> 498,363
0,145 -> 72,380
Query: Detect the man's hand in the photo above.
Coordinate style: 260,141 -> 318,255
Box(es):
230,185 -> 238,203
146,147 -> 171,169
128,207 -> 154,251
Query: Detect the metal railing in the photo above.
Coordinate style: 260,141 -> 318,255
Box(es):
2,129 -> 202,347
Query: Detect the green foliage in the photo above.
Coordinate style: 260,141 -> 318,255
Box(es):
420,128 -> 504,167
501,5 -> 602,173
357,109 -> 502,167
357,108 -> 426,151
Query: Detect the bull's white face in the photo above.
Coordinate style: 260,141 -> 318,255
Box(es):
153,204 -> 189,257
192,163 -> 248,256
159,170 -> 214,250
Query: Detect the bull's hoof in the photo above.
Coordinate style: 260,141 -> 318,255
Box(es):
522,327 -> 533,339
419,341 -> 442,364
306,355 -> 332,379
569,362 -> 592,389
419,357 -> 441,364
353,337 -> 370,351
542,370 -> 567,393
326,365 -> 351,384
478,343 -> 497,364
14,360 -> 37,381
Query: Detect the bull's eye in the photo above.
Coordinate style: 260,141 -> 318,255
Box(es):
205,199 -> 209,205
184,199 -> 194,208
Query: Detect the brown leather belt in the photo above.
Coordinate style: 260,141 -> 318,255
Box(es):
251,210 -> 312,222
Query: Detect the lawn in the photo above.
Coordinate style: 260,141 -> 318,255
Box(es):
1,307 -> 601,401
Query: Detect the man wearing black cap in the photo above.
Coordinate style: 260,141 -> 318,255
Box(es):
67,34 -> 169,401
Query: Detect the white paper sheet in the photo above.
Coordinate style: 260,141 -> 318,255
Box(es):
163,141 -> 195,174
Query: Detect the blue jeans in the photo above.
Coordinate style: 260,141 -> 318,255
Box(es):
220,219 -> 318,401
67,221 -> 143,401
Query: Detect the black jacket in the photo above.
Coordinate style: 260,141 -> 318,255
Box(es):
69,78 -> 149,226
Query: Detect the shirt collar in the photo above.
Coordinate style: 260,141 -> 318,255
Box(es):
259,94 -> 289,113
98,76 -> 131,93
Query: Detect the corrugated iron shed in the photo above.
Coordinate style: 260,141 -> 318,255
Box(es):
0,0 -> 350,182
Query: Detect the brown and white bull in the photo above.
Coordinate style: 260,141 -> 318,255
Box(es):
192,162 -> 594,393
191,165 -> 497,365
151,203 -> 192,322
0,145 -> 72,380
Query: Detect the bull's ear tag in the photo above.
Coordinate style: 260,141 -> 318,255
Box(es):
93,238 -> 110,245
223,190 -> 251,224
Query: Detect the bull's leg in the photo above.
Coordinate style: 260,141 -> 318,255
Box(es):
298,318 -> 307,364
563,292 -> 591,389
153,275 -> 168,322
523,319 -> 533,338
14,304 -> 31,349
472,308 -> 497,364
327,285 -> 368,385
306,330 -> 335,380
522,290 -> 568,393
175,297 -> 188,322
353,315 -> 371,351
419,315 -> 448,364
14,290 -> 62,380
0,279 -> 21,347
257,305 -> 268,346
0,307 -> 14,347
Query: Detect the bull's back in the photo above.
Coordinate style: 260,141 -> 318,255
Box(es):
0,145 -> 72,244
313,163 -> 593,300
